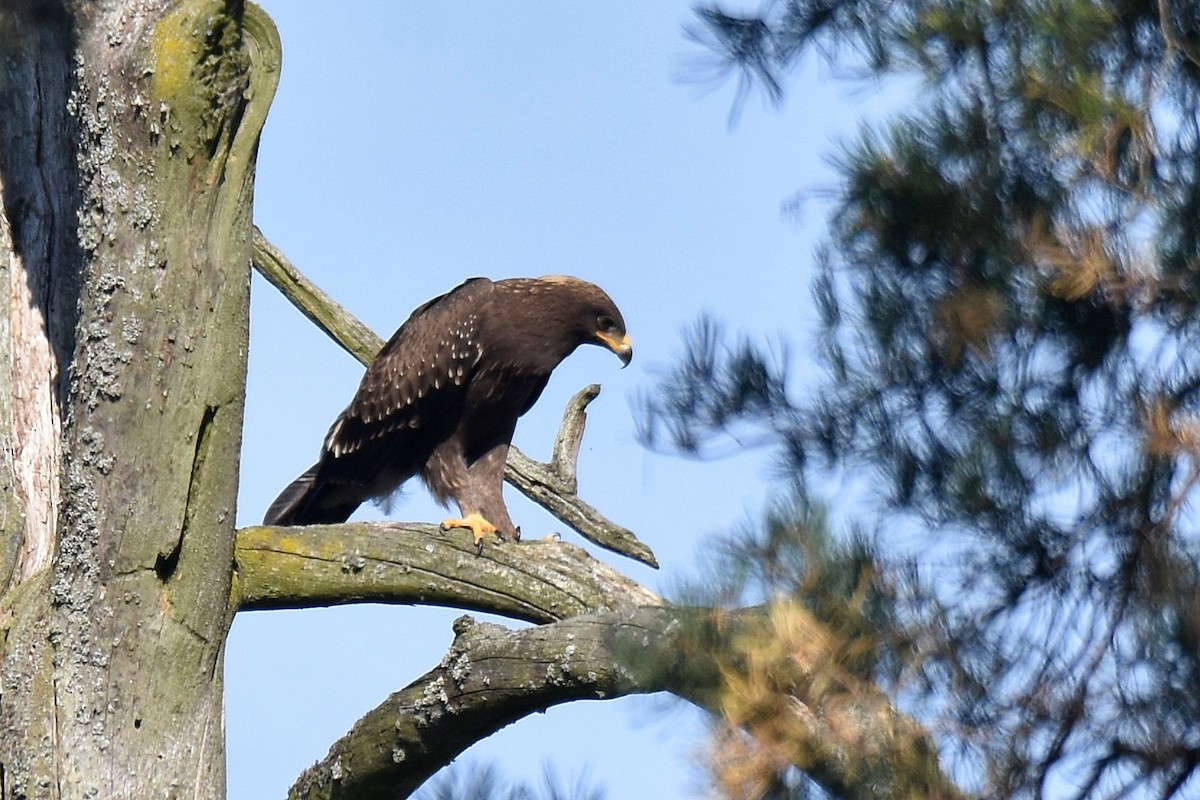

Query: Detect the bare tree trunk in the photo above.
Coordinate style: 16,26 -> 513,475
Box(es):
0,2 -> 279,797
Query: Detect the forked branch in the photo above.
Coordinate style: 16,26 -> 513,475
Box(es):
252,230 -> 963,800
504,385 -> 658,567
286,605 -> 964,800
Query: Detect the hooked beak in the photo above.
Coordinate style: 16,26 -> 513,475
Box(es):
595,331 -> 633,367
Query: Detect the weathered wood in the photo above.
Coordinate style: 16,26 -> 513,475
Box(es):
252,226 -> 383,366
289,604 -> 964,800
0,5 -> 967,799
0,3 -> 107,793
504,385 -> 659,567
287,607 -> 689,800
0,0 -> 81,597
0,2 -> 280,797
234,521 -> 663,621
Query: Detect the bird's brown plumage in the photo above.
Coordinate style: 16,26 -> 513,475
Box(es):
263,276 -> 631,541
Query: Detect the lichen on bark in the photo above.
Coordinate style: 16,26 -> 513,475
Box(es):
0,2 -> 282,797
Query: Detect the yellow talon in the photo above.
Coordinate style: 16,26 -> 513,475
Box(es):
440,512 -> 498,546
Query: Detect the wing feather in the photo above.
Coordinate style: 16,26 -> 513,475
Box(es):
322,277 -> 491,464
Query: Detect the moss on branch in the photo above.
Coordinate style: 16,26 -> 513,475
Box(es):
286,604 -> 964,800
233,522 -> 662,621
247,230 -> 960,800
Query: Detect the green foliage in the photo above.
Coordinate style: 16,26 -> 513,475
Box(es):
646,0 -> 1200,796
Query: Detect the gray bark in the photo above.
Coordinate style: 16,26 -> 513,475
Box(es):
286,604 -> 964,800
0,2 -> 280,797
288,607 -> 691,800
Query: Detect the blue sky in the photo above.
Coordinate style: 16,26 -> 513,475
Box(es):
229,4 -> 906,798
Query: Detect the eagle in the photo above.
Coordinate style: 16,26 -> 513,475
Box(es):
263,275 -> 632,546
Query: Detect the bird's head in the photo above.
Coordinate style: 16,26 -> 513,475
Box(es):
498,276 -> 633,369
540,275 -> 632,367
593,310 -> 633,367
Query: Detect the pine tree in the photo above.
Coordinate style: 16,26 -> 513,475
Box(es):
645,2 -> 1200,796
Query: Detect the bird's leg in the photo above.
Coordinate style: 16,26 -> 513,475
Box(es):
431,438 -> 521,555
425,439 -> 507,550
464,442 -> 521,542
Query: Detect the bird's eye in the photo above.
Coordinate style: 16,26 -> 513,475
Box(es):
597,315 -> 616,331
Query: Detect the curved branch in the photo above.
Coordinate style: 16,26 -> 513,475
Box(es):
286,606 -> 964,800
234,522 -> 662,622
248,232 -> 960,800
286,607 -> 687,800
250,230 -> 658,566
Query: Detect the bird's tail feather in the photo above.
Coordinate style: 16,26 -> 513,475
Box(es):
263,464 -> 362,526
263,464 -> 320,525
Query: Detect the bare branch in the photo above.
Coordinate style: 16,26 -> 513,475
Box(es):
233,522 -> 662,621
250,233 -> 961,800
286,607 -> 688,800
251,226 -> 382,365
250,230 -> 658,566
505,385 -> 659,568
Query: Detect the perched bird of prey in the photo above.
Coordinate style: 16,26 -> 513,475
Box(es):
263,275 -> 632,545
